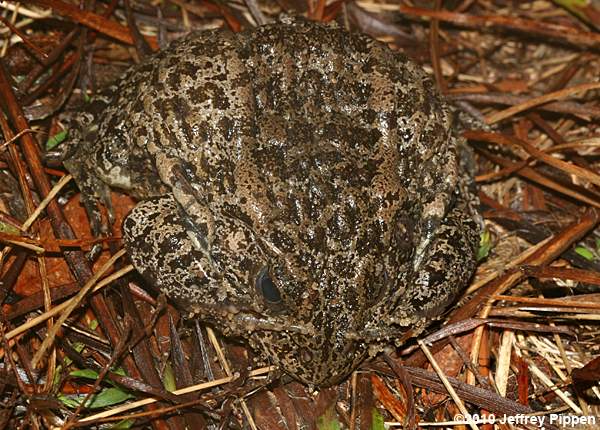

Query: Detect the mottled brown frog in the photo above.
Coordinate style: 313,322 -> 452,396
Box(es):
62,17 -> 481,386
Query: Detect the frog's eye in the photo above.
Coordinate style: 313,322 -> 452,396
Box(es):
256,267 -> 282,304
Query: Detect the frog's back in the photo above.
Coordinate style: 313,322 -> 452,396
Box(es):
67,19 -> 454,204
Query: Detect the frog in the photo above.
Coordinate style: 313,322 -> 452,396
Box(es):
61,16 -> 481,387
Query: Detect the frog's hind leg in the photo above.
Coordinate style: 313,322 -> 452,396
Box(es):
61,98 -> 119,239
149,154 -> 217,252
399,138 -> 482,321
407,194 -> 480,320
122,194 -> 213,310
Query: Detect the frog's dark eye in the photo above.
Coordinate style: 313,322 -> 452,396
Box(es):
256,267 -> 282,304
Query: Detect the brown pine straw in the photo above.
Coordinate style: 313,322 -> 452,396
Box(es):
74,366 -> 276,426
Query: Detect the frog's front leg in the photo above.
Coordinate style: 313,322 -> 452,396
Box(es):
381,187 -> 481,343
407,194 -> 480,319
122,194 -> 219,312
148,151 -> 219,250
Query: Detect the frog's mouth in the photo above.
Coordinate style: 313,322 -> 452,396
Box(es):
223,312 -> 314,335
247,326 -> 370,387
345,324 -> 424,343
201,297 -> 426,341
189,300 -> 372,384
185,299 -> 316,336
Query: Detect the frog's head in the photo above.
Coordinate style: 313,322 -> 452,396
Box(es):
247,263 -> 380,385
219,209 -> 424,387
202,158 -> 422,386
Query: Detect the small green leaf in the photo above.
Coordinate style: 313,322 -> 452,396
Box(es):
70,366 -> 126,381
316,405 -> 341,430
163,363 -> 177,392
477,229 -> 493,261
553,0 -> 591,19
87,387 -> 134,408
45,129 -> 68,150
53,365 -> 63,389
72,342 -> 85,353
575,246 -> 595,261
372,408 -> 386,430
110,419 -> 136,429
59,387 -> 134,409
555,0 -> 591,7
0,222 -> 20,235
70,368 -> 100,379
62,342 -> 85,367
58,394 -> 82,409
88,319 -> 99,330
553,0 -> 600,30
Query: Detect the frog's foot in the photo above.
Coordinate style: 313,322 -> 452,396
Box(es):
404,191 -> 481,319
